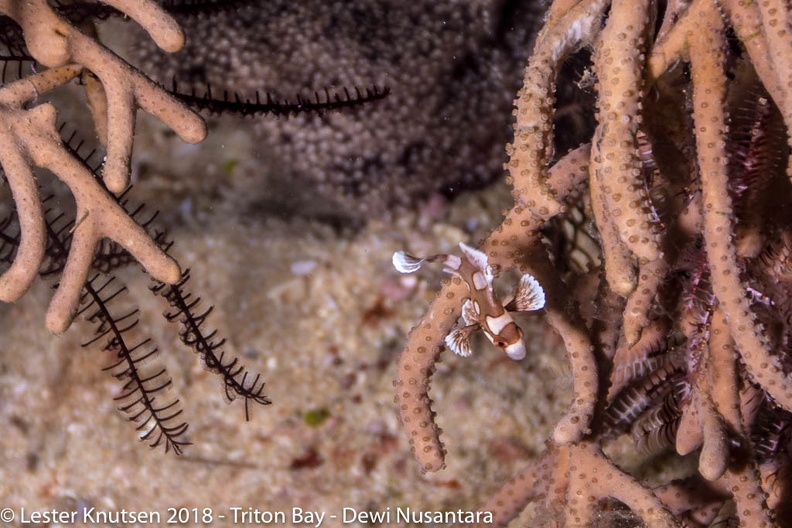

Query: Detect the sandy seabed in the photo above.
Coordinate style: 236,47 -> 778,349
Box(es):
0,105 -> 572,527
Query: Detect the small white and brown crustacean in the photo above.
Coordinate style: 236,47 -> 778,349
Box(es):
393,242 -> 545,360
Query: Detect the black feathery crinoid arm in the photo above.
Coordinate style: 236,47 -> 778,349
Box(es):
50,1 -> 120,25
48,197 -> 188,454
0,122 -> 270,452
0,15 -> 36,84
79,274 -> 191,454
152,270 -> 271,421
0,213 -> 18,267
58,124 -> 174,275
52,0 -> 257,23
168,80 -> 390,119
160,0 -> 259,15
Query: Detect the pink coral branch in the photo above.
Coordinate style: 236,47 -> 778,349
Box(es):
470,445 -> 558,527
590,0 -> 659,266
395,145 -> 592,471
393,277 -> 465,472
688,1 -> 792,411
393,0 -> 792,523
508,0 -> 607,215
0,0 -> 208,333
0,66 -> 83,303
0,0 -> 206,193
477,442 -> 680,528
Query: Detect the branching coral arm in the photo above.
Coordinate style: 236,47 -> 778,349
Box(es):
689,1 -> 792,411
0,0 -> 207,193
590,0 -> 660,265
0,142 -> 44,302
476,441 -> 679,528
479,180 -> 599,446
522,244 -> 598,444
393,278 -> 465,472
707,306 -> 742,433
692,377 -> 729,482
623,259 -> 667,344
395,145 -> 591,472
508,0 -> 608,215
0,0 -> 69,66
500,146 -> 598,444
718,0 -> 786,113
514,146 -> 598,445
747,0 -> 792,142
68,32 -> 206,192
470,445 -> 559,528
97,0 -> 185,53
655,0 -> 693,43
0,53 -> 184,335
715,467 -> 774,526
0,0 -> 209,334
0,97 -> 180,333
653,477 -> 729,523
589,159 -> 637,295
646,1 -> 692,83
566,442 -> 680,527
32,130 -> 182,334
0,66 -> 82,302
720,0 -> 792,190
551,320 -> 597,445
496,143 -> 597,440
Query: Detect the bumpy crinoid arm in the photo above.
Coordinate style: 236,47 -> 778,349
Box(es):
0,0 -> 207,333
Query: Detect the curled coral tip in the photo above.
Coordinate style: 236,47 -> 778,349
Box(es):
45,301 -> 76,336
150,24 -> 185,55
0,265 -> 37,303
151,257 -> 182,286
181,115 -> 209,144
99,0 -> 185,53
